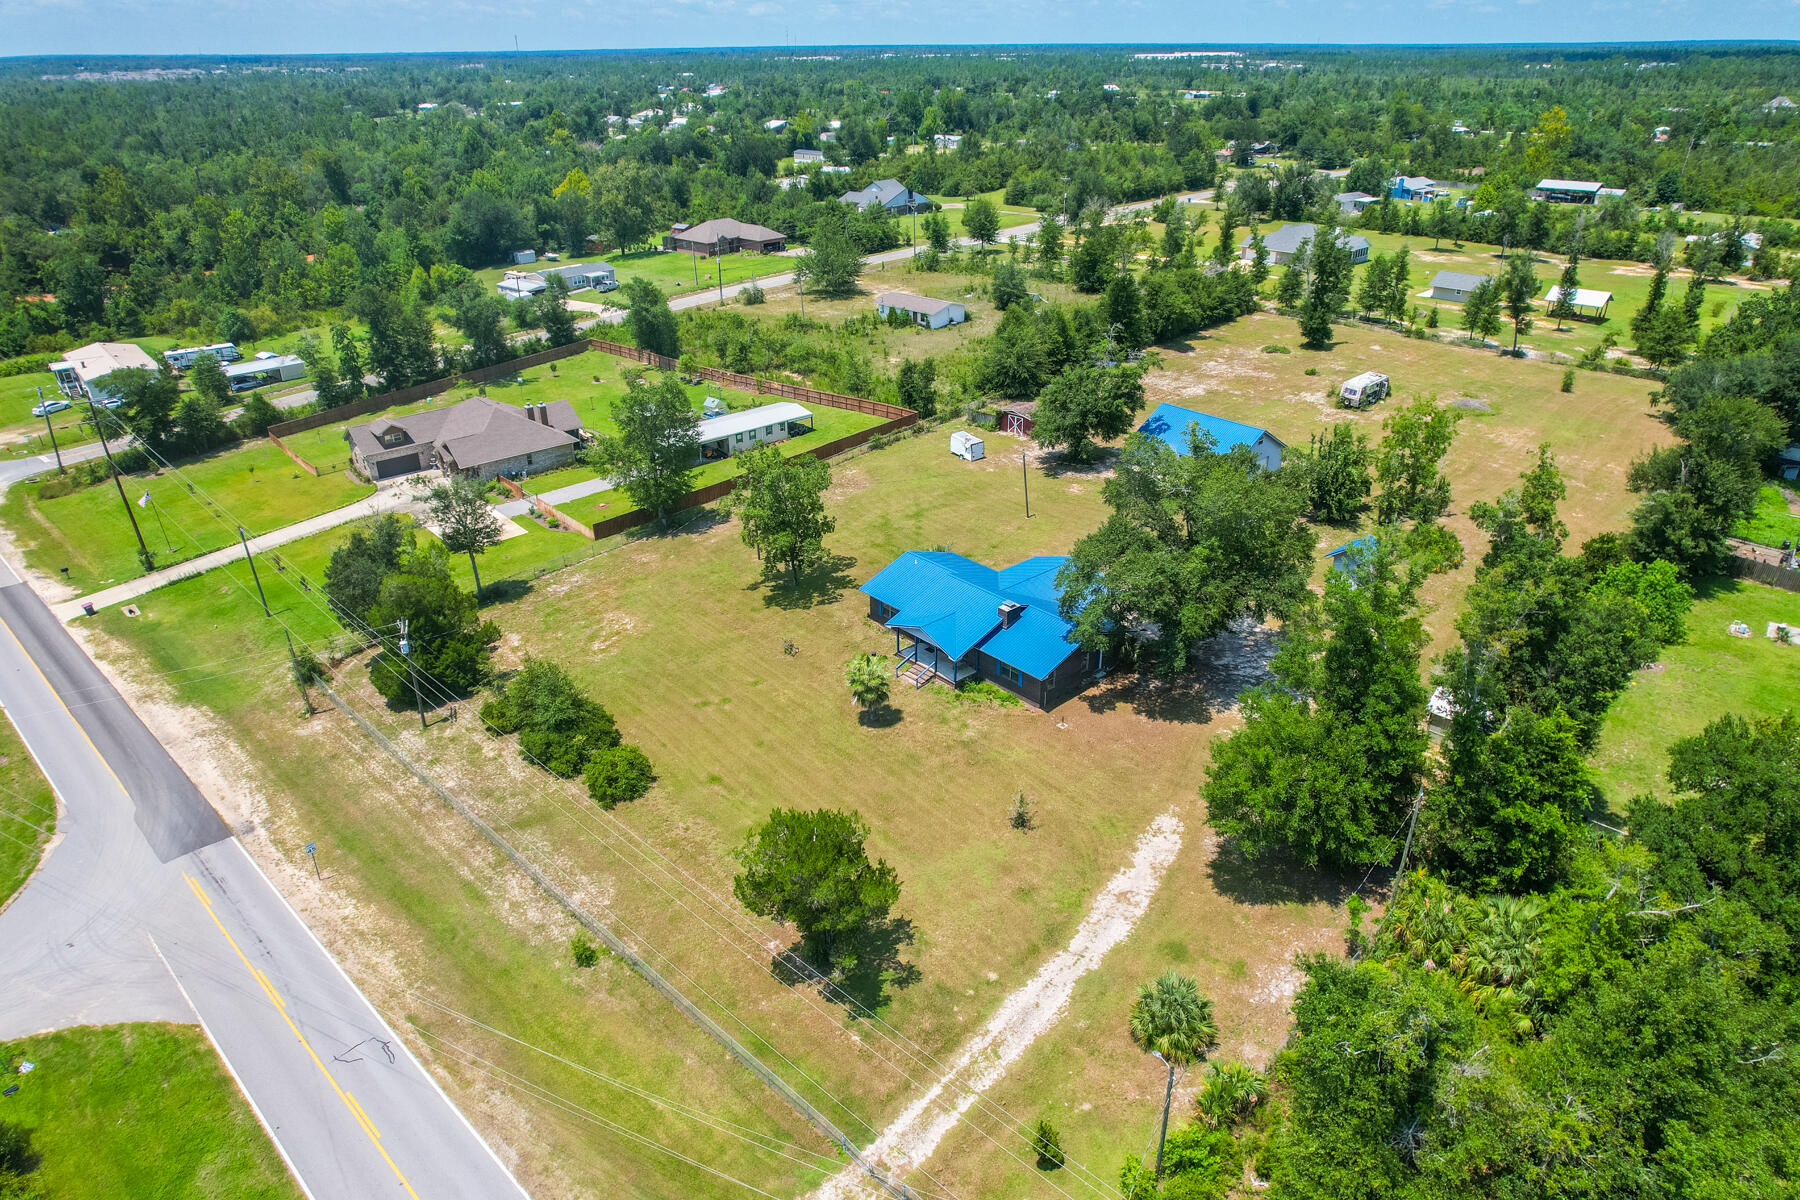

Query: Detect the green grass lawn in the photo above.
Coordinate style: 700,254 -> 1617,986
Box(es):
1589,576 -> 1800,810
1733,484 -> 1800,548
0,440 -> 374,596
557,403 -> 888,525
1349,230 -> 1754,358
275,348 -> 783,488
473,248 -> 787,300
0,710 -> 55,910
0,1023 -> 301,1200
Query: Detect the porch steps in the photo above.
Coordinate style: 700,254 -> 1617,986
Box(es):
901,660 -> 934,689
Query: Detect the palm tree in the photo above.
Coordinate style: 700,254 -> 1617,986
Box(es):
844,653 -> 891,712
1128,970 -> 1218,1175
1196,1061 -> 1268,1128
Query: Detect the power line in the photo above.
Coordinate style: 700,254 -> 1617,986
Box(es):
100,434 -> 1104,1199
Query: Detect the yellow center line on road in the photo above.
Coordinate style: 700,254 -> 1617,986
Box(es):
184,872 -> 420,1200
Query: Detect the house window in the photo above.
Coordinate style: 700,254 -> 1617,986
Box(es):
873,600 -> 897,621
765,425 -> 775,435
525,453 -> 534,466
994,662 -> 1023,688
735,432 -> 745,443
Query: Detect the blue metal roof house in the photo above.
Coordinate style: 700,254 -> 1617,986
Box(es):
1137,403 -> 1286,472
1324,536 -> 1378,581
860,551 -> 1104,709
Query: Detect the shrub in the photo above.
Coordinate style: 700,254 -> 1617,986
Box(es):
478,694 -> 517,734
585,743 -> 655,808
950,679 -> 1024,708
1260,344 -> 1290,354
1403,521 -> 1465,574
570,933 -> 600,968
1561,368 -> 1576,393
496,657 -> 620,776
1304,367 -> 1318,376
741,281 -> 766,305
1030,1116 -> 1065,1169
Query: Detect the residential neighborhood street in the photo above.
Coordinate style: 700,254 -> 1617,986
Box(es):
0,552 -> 528,1200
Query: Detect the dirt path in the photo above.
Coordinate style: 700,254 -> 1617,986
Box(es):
814,810 -> 1186,1200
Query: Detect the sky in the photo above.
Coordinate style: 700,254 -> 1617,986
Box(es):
2,0 -> 1798,57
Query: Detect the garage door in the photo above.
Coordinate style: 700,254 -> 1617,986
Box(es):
375,453 -> 422,479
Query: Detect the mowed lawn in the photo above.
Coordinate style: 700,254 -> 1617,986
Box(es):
0,1023 -> 301,1200
87,426 -> 1338,1199
474,248 -> 790,299
277,348 -> 773,482
1589,576 -> 1800,810
1145,310 -> 1671,659
556,402 -> 888,524
0,440 -> 374,596
1351,230 -> 1757,359
0,709 -> 55,909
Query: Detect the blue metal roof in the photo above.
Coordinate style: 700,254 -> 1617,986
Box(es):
1137,403 -> 1284,457
1325,535 -> 1379,577
860,551 -> 1082,680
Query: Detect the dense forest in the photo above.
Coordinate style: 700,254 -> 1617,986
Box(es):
2,44 -> 1799,361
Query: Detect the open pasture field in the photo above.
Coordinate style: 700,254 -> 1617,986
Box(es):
86,427 -> 1343,1200
1144,310 -> 1670,658
74,307 -> 1666,1198
0,439 -> 375,596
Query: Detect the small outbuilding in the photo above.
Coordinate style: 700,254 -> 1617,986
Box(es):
1137,402 -> 1285,471
1334,191 -> 1377,214
695,401 -> 813,461
511,249 -> 538,265
997,401 -> 1038,438
950,431 -> 984,461
1543,284 -> 1613,319
877,291 -> 968,329
225,354 -> 307,390
1427,270 -> 1491,303
793,149 -> 825,164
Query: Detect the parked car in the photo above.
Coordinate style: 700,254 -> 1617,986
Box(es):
30,398 -> 71,417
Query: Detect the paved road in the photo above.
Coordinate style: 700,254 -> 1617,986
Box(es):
0,555 -> 528,1200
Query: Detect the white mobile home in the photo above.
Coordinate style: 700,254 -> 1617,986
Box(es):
695,402 -> 814,461
165,342 -> 242,370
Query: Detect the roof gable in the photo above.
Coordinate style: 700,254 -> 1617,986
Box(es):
1137,402 -> 1281,456
860,551 -> 1079,676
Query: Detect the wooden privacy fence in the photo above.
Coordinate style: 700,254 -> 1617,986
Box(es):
1727,554 -> 1800,594
586,412 -> 918,541
268,432 -> 320,476
266,340 -> 594,439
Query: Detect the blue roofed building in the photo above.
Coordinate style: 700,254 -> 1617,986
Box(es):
860,551 -> 1104,709
1137,403 -> 1286,471
1324,535 -> 1379,582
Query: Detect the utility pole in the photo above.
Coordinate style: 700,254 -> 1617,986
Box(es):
398,618 -> 425,729
35,388 -> 63,473
1153,1050 -> 1176,1177
237,525 -> 269,615
88,398 -> 152,573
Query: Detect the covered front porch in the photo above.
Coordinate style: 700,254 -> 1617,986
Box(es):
892,631 -> 970,689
